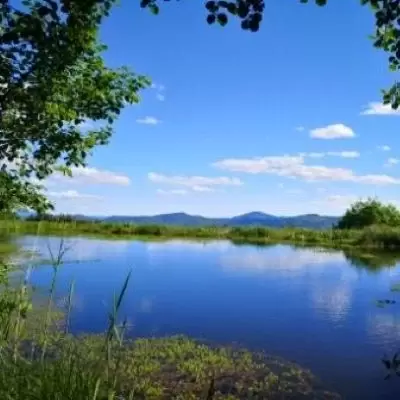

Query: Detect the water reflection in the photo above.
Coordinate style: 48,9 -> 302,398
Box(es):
368,313 -> 400,348
343,249 -> 400,271
312,284 -> 352,323
220,245 -> 347,276
3,235 -> 400,399
17,235 -> 133,264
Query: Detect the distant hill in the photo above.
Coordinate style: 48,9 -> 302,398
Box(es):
103,212 -> 339,229
104,212 -> 224,226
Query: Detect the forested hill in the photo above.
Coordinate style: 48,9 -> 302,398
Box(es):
103,212 -> 339,229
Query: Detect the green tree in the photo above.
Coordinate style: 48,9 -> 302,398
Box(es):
0,0 -> 149,213
337,198 -> 400,229
0,172 -> 51,216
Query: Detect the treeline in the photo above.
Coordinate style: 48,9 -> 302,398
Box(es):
3,199 -> 399,249
5,219 -> 400,250
26,213 -> 85,223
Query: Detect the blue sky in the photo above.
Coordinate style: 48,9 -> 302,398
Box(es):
47,1 -> 400,217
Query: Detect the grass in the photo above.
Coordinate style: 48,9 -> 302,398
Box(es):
5,219 -> 400,250
0,235 -> 342,399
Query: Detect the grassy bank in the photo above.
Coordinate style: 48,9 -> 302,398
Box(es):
3,219 -> 400,250
0,244 -> 341,399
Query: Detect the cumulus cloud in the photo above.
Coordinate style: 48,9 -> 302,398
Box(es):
378,145 -> 391,152
213,155 -> 400,185
52,167 -> 130,186
361,102 -> 400,116
136,116 -> 161,125
310,124 -> 355,139
48,190 -> 102,200
148,172 -> 242,193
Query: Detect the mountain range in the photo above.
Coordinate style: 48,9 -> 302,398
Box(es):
100,211 -> 339,229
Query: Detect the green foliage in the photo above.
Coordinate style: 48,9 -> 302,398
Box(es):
365,0 -> 400,109
0,0 -> 149,213
0,171 -> 52,214
337,198 -> 400,229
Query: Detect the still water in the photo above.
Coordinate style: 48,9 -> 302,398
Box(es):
13,236 -> 400,399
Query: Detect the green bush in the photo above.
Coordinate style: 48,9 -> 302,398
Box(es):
337,198 -> 400,229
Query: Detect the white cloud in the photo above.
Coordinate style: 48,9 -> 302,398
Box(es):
213,155 -> 400,185
52,167 -> 130,186
151,82 -> 166,101
385,158 -> 400,167
151,83 -> 165,91
192,185 -> 214,192
299,152 -> 325,159
156,189 -> 188,196
48,190 -> 102,200
361,102 -> 400,116
214,155 -> 304,174
378,145 -> 391,152
148,172 -> 242,193
328,151 -> 360,158
300,151 -> 360,159
310,124 -> 355,139
136,116 -> 161,125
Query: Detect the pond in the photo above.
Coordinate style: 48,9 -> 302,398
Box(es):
9,235 -> 400,399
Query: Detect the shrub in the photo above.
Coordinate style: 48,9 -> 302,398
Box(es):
337,198 -> 400,229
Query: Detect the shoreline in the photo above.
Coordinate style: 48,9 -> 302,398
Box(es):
3,219 -> 400,251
